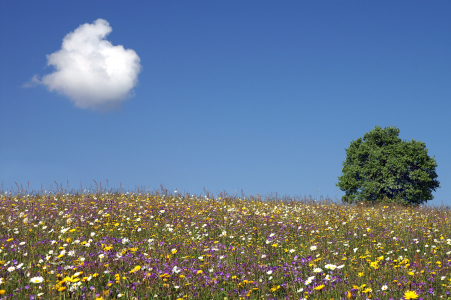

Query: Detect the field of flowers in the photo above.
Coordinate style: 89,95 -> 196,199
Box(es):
1,190 -> 451,300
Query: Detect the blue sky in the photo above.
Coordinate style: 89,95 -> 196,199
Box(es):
1,1 -> 450,205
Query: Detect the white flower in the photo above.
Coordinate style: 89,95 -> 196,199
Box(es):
30,276 -> 44,283
266,270 -> 273,275
172,266 -> 181,274
313,268 -> 323,273
381,284 -> 388,291
90,232 -> 95,237
310,245 -> 317,251
99,254 -> 105,260
289,249 -> 295,253
7,266 -> 15,272
325,264 -> 337,270
353,248 -> 358,253
304,276 -> 315,285
261,254 -> 267,259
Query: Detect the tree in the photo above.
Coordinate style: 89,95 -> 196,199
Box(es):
336,125 -> 440,206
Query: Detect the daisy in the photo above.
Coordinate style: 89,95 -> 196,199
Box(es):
30,276 -> 44,284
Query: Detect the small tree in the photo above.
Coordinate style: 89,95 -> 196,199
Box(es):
337,125 -> 440,206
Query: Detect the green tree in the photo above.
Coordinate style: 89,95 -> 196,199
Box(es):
336,125 -> 440,206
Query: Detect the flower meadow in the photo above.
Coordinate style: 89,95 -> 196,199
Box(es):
1,190 -> 451,300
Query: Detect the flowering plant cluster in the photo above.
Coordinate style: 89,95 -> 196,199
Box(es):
0,191 -> 450,299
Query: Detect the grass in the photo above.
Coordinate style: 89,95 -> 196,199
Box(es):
0,189 -> 451,300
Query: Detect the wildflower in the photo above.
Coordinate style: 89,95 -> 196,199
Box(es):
313,268 -> 323,273
403,290 -> 419,299
381,284 -> 388,290
325,264 -> 337,270
30,276 -> 44,284
305,276 -> 315,285
310,245 -> 317,251
314,284 -> 325,290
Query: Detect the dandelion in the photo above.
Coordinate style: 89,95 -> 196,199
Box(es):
403,290 -> 419,299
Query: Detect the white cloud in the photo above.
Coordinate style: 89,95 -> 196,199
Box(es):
30,19 -> 141,111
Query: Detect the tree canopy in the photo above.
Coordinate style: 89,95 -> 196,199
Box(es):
336,125 -> 440,206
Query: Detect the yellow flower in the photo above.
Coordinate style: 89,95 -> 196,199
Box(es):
270,285 -> 281,292
196,270 -> 203,274
0,290 -> 5,295
403,290 -> 419,299
314,284 -> 325,290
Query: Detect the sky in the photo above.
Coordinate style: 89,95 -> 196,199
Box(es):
1,1 -> 450,206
